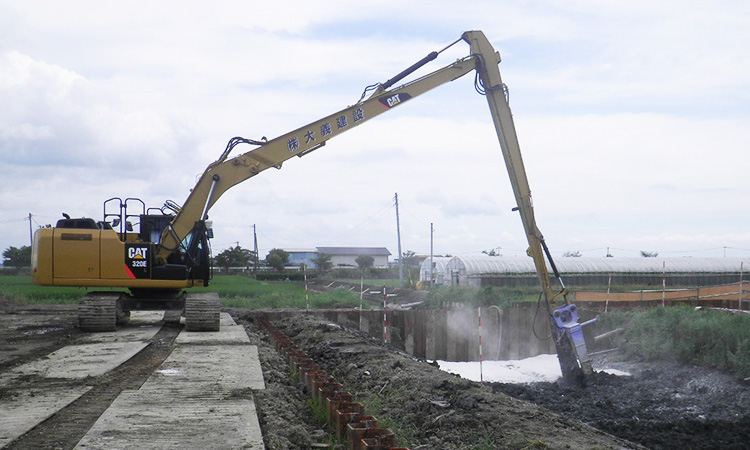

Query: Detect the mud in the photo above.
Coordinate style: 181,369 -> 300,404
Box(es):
492,355 -> 750,450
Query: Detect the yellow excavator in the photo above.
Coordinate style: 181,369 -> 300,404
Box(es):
32,30 -> 594,383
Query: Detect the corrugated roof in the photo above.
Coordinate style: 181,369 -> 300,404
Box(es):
446,256 -> 748,275
419,256 -> 452,273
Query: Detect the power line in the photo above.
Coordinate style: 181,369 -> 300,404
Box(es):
318,198 -> 395,245
0,217 -> 28,225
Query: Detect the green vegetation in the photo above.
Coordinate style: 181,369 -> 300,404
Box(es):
0,275 -> 118,304
213,245 -> 255,272
2,245 -> 31,269
189,276 -> 361,309
0,275 -> 361,310
600,306 -> 750,378
306,397 -> 329,424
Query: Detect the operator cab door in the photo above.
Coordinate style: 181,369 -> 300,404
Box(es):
53,229 -> 100,279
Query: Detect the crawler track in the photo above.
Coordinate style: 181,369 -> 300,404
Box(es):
78,293 -> 121,332
184,292 -> 221,331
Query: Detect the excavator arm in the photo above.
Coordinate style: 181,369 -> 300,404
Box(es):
464,31 -> 594,384
155,52 -> 478,263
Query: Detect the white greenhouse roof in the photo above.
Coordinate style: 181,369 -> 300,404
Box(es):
419,256 -> 453,273
446,256 -> 749,275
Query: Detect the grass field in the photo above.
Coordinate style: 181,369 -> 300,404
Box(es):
0,275 -> 361,309
599,306 -> 750,378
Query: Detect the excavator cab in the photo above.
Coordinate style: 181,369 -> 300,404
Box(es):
33,197 -> 213,289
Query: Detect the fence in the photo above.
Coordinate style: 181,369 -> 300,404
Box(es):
573,281 -> 750,310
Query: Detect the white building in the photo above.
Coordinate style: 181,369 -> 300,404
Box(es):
315,247 -> 391,269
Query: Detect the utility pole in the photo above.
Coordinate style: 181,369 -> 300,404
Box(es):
253,224 -> 259,274
395,193 -> 403,285
28,213 -> 33,247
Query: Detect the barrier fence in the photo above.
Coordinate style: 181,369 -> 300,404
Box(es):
573,280 -> 749,310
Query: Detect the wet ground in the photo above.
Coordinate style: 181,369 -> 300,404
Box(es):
492,355 -> 750,450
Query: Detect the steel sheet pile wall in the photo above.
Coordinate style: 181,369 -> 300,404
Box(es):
267,303 -> 556,362
258,316 -> 409,450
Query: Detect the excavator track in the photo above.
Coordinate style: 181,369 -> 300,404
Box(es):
78,292 -> 128,332
184,292 -> 221,331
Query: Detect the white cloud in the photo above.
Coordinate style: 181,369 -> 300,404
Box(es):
1,1 -> 749,261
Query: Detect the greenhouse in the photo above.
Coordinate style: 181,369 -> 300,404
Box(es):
425,256 -> 749,287
417,257 -> 452,286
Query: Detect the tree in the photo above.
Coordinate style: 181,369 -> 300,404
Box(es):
2,246 -> 31,269
401,250 -> 420,267
311,253 -> 333,273
482,248 -> 501,257
214,245 -> 254,272
401,250 -> 421,288
355,254 -> 374,270
563,251 -> 581,257
266,248 -> 290,272
640,251 -> 659,258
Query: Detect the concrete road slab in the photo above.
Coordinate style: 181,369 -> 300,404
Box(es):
3,341 -> 150,381
0,386 -> 90,448
1,312 -> 163,383
174,313 -> 250,345
75,312 -> 266,449
74,390 -> 264,450
154,313 -> 264,391
147,344 -> 265,392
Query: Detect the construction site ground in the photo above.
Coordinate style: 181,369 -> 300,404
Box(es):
1,297 -> 748,450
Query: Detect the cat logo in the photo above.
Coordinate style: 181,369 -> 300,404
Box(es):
128,247 -> 148,259
378,92 -> 412,109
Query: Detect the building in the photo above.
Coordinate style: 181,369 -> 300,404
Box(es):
443,256 -> 749,287
285,248 -> 319,268
315,247 -> 391,269
284,247 -> 392,269
418,256 -> 453,286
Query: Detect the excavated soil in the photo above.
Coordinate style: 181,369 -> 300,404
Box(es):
1,296 -> 748,449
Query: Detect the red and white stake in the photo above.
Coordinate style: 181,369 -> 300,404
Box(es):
304,264 -> 310,312
478,305 -> 484,383
382,285 -> 388,342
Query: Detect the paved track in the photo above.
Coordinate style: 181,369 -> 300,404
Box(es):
0,311 -> 265,449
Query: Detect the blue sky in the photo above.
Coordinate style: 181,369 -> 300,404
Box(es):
1,1 -> 750,261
